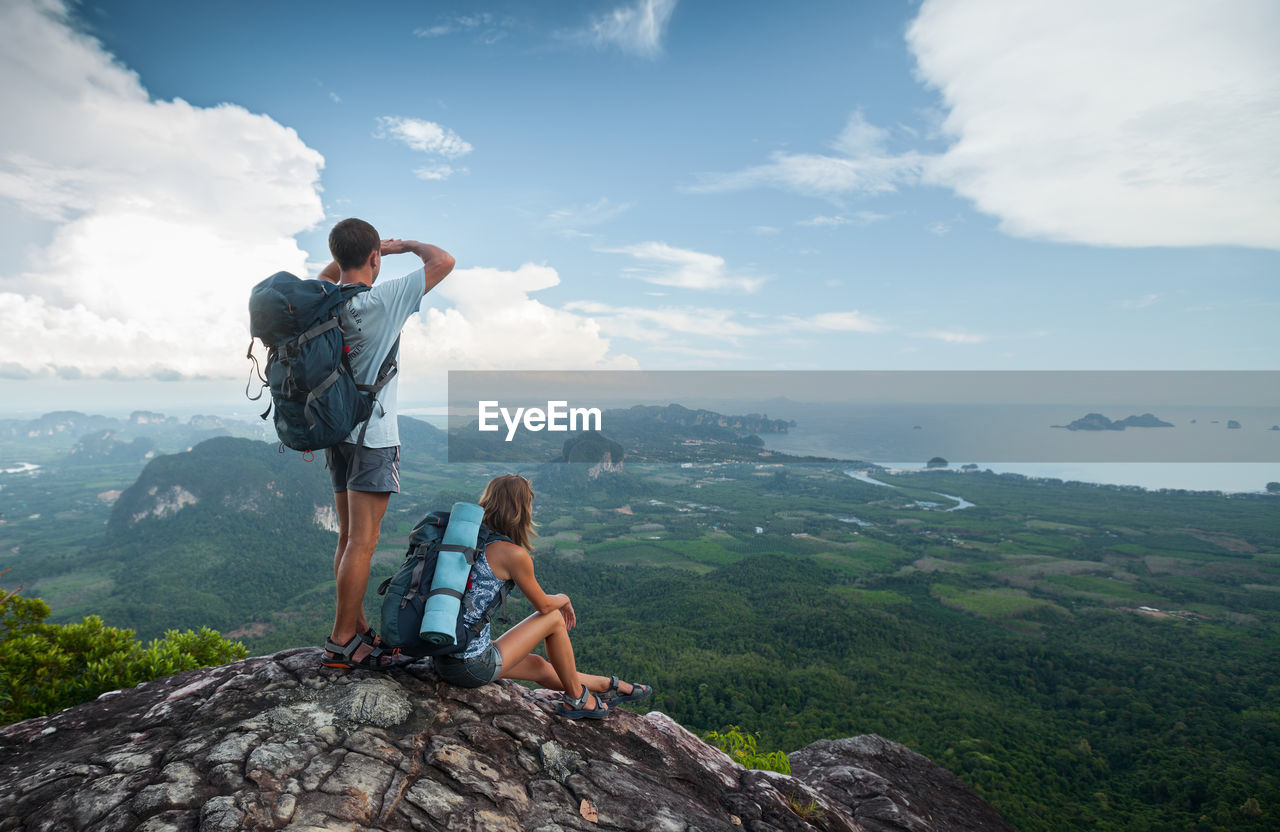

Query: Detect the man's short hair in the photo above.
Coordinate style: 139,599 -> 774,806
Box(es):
329,218 -> 380,270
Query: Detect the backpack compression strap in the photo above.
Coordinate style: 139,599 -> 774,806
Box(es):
421,542 -> 480,602
349,335 -> 401,452
399,540 -> 477,603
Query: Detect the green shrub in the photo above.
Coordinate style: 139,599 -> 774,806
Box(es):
1,572 -> 247,725
703,724 -> 791,774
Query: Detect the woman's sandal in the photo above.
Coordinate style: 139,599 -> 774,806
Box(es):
600,676 -> 652,704
557,685 -> 610,719
321,633 -> 396,670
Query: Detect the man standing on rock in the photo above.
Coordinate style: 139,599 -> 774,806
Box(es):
317,218 -> 455,669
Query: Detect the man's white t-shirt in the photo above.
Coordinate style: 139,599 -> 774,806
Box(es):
338,267 -> 426,448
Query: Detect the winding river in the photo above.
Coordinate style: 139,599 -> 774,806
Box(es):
844,469 -> 975,511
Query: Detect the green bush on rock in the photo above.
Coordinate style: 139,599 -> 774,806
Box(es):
704,724 -> 792,774
1,571 -> 247,725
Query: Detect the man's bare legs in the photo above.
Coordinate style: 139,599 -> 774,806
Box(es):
329,488 -> 390,662
330,492 -> 376,639
496,610 -> 639,708
331,491 -> 349,580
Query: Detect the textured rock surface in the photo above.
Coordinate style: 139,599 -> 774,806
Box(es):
790,737 -> 1015,832
0,649 -> 1013,831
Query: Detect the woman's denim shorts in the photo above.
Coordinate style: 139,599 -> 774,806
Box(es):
433,643 -> 503,688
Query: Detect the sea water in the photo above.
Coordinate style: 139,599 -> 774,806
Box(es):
760,403 -> 1280,493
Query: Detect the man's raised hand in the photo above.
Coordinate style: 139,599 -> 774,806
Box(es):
379,238 -> 454,294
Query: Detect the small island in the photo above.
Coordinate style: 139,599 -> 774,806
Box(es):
1053,412 -> 1174,431
1227,420 -> 1242,429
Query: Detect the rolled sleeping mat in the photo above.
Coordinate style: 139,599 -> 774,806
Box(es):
419,501 -> 486,645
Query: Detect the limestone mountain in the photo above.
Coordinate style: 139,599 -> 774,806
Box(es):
84,436 -> 338,639
1054,412 -> 1173,431
1,410 -> 119,440
0,649 -> 1015,832
65,431 -> 157,466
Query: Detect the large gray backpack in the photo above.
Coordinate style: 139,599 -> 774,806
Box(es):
376,511 -> 514,658
247,272 -> 397,453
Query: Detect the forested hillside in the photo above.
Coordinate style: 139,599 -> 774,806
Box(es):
6,437 -> 336,634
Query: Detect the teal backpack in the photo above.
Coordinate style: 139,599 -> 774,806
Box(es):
377,511 -> 514,658
246,271 -> 398,453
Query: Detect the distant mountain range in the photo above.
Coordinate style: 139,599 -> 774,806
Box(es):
448,402 -> 811,464
607,403 -> 794,434
0,409 -> 268,461
1053,412 -> 1174,431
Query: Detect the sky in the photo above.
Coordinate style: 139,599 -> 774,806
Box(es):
0,0 -> 1277,416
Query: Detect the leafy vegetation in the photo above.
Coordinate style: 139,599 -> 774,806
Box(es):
0,571 -> 246,724
702,725 -> 791,773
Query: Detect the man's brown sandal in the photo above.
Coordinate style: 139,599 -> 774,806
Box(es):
321,633 -> 396,670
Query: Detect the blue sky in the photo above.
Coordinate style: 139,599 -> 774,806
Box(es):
0,0 -> 1277,414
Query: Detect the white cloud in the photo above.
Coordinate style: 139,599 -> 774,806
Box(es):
405,264 -> 637,371
687,111 -> 926,198
908,0 -> 1280,249
328,91 -> 342,104
545,197 -> 631,236
1120,293 -> 1162,310
0,0 -> 323,380
414,164 -> 462,181
415,25 -> 453,38
414,12 -> 511,43
649,345 -> 750,361
603,242 -> 765,292
805,311 -> 890,333
557,300 -> 896,360
564,300 -> 761,342
374,116 -> 473,158
691,4 -> 1280,251
581,0 -> 677,57
917,330 -> 988,344
798,212 -> 890,228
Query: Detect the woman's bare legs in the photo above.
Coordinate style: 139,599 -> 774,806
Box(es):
495,610 -> 640,706
502,653 -> 629,697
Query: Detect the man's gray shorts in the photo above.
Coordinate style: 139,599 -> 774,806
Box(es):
325,443 -> 401,493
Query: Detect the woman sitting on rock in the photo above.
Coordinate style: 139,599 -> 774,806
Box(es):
433,474 -> 652,719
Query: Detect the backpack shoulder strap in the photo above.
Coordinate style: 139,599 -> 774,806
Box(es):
338,283 -> 372,302
355,335 -> 401,398
469,578 -> 515,638
349,334 -> 401,450
479,524 -> 512,547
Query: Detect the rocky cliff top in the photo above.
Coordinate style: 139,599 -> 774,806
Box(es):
0,649 -> 1013,832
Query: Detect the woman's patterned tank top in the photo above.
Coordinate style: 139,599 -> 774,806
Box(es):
458,545 -> 510,659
